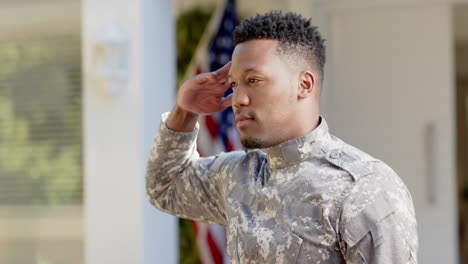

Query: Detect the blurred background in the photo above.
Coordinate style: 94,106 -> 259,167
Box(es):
0,0 -> 467,263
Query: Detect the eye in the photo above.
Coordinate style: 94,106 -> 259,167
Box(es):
230,82 -> 238,89
248,78 -> 259,84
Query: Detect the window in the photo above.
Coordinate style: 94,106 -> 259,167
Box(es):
0,35 -> 82,206
0,21 -> 83,264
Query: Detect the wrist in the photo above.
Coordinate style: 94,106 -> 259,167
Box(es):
166,105 -> 199,132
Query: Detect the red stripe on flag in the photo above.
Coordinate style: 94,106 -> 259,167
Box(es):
191,221 -> 224,264
204,115 -> 218,138
224,138 -> 234,152
206,228 -> 224,264
192,220 -> 199,233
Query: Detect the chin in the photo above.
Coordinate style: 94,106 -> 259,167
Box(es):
240,135 -> 271,149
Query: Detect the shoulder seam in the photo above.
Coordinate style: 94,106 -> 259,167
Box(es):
211,151 -> 244,172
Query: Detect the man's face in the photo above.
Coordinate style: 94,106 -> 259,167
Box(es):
228,39 -> 300,149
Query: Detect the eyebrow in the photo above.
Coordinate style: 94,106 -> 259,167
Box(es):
228,68 -> 257,79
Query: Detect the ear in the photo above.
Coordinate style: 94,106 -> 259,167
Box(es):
297,71 -> 316,100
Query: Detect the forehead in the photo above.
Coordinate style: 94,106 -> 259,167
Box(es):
229,39 -> 283,76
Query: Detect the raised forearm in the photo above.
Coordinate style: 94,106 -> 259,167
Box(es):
166,105 -> 199,132
146,112 -> 228,225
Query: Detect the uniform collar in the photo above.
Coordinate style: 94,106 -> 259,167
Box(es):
266,116 -> 330,169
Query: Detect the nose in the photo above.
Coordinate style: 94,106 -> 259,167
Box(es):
232,84 -> 250,108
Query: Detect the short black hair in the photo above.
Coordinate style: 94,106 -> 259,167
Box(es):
234,11 -> 326,80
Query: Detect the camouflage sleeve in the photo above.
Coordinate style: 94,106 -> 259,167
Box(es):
339,164 -> 418,263
146,112 -> 235,226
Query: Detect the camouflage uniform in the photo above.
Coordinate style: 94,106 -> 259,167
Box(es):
146,112 -> 418,263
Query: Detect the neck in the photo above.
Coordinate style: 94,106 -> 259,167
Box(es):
266,114 -> 329,169
290,106 -> 320,140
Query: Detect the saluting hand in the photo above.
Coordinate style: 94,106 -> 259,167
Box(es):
177,62 -> 233,114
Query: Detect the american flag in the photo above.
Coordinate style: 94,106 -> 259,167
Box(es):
184,0 -> 240,263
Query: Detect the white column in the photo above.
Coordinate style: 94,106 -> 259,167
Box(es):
83,0 -> 177,263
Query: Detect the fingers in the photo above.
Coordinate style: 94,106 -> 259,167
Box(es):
192,61 -> 231,84
214,61 -> 232,79
218,76 -> 229,86
193,72 -> 211,84
193,62 -> 231,85
220,93 -> 233,109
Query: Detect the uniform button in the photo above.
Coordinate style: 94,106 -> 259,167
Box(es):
330,150 -> 341,159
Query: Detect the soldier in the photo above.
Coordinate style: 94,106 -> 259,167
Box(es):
146,11 -> 418,263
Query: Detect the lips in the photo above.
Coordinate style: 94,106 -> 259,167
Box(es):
235,116 -> 253,123
234,114 -> 254,127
